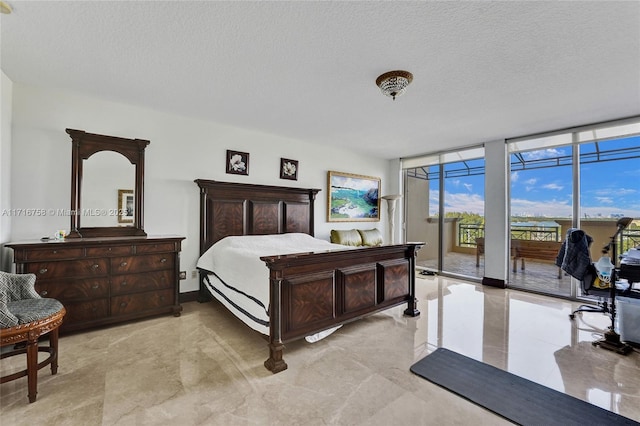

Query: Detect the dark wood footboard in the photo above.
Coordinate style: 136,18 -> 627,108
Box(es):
261,243 -> 422,373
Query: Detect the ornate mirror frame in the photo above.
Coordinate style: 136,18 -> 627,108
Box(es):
66,128 -> 149,238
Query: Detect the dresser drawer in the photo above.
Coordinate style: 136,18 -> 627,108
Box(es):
86,245 -> 132,257
111,270 -> 174,295
111,289 -> 174,315
62,299 -> 109,324
111,254 -> 174,274
23,247 -> 85,261
135,242 -> 176,254
26,258 -> 108,279
36,278 -> 109,301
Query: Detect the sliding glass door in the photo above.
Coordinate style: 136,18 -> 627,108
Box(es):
404,147 -> 485,280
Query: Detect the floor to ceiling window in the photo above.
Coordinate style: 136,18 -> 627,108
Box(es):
576,123 -> 640,297
508,118 -> 640,298
404,147 -> 485,280
508,133 -> 574,297
402,117 -> 639,301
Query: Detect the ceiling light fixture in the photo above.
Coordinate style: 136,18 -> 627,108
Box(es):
375,70 -> 413,100
0,1 -> 12,14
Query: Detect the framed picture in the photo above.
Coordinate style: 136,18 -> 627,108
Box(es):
226,150 -> 249,175
327,171 -> 381,222
118,189 -> 134,224
280,158 -> 298,180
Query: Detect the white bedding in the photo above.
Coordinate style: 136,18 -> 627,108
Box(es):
196,233 -> 349,336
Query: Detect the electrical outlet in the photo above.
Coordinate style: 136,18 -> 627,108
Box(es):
192,270 -> 197,278
179,271 -> 187,280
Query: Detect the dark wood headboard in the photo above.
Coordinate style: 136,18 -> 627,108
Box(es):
195,180 -> 321,254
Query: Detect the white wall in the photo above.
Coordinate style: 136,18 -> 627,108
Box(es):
9,82 -> 392,292
386,158 -> 403,243
0,71 -> 13,270
483,139 -> 509,283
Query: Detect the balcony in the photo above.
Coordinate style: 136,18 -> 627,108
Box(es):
415,218 -> 640,297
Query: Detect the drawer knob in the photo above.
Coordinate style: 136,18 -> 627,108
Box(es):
159,296 -> 165,301
121,281 -> 127,286
92,283 -> 99,289
52,250 -> 57,254
39,268 -> 48,274
160,258 -> 167,263
120,302 -> 127,308
41,290 -> 48,296
120,262 -> 128,267
92,264 -> 100,270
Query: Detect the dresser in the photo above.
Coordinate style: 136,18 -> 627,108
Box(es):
6,236 -> 185,333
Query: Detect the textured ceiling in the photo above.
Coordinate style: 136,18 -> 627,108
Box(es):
2,1 -> 639,159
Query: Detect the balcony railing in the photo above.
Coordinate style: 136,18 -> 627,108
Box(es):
459,224 -> 559,246
458,224 -> 484,247
459,224 -> 639,252
621,229 -> 640,253
511,226 -> 560,242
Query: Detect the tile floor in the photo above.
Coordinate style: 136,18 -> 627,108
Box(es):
419,252 -> 574,297
1,275 -> 640,425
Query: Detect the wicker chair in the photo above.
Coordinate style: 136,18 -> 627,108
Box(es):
0,271 -> 65,403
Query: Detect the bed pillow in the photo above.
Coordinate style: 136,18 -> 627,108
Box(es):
358,228 -> 383,247
330,229 -> 363,246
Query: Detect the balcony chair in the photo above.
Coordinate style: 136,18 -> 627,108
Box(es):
0,271 -> 66,403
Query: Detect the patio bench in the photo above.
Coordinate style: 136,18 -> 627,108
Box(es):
512,240 -> 563,279
476,238 -> 562,279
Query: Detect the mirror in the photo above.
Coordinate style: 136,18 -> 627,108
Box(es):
67,128 -> 149,238
82,151 -> 136,228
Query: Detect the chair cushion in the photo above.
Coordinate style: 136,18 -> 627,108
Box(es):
330,229 -> 363,246
6,298 -> 64,325
358,228 -> 383,246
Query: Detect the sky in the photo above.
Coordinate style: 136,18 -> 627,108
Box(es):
427,135 -> 640,219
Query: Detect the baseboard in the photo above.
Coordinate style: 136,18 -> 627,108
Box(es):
482,277 -> 506,288
179,290 -> 200,303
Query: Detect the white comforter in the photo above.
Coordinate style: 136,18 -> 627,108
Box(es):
196,233 -> 348,335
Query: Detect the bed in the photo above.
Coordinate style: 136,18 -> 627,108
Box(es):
195,179 -> 422,373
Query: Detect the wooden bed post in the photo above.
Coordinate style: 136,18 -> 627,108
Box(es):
404,243 -> 423,317
264,275 -> 288,373
264,342 -> 287,373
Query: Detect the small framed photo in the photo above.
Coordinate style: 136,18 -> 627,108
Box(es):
226,150 -> 249,175
280,158 -> 298,180
118,189 -> 134,224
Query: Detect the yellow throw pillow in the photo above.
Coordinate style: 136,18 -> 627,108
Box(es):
330,229 -> 363,246
358,228 -> 383,246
